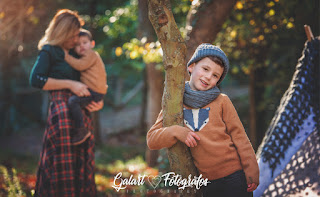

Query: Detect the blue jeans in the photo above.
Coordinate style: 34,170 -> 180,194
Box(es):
68,89 -> 104,128
202,170 -> 251,197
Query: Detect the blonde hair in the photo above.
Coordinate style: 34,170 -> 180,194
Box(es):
38,9 -> 84,50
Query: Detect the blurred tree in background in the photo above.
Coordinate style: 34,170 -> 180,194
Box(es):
214,0 -> 319,147
0,0 -> 318,148
0,0 -> 319,196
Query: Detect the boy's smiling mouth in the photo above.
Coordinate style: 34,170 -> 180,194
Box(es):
200,79 -> 208,86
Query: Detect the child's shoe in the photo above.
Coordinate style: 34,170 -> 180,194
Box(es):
72,128 -> 91,145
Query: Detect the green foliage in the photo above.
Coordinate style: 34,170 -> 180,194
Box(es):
0,165 -> 26,197
217,0 -> 318,76
215,0 -> 319,139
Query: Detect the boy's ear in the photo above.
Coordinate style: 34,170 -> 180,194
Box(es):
91,40 -> 95,48
188,63 -> 195,74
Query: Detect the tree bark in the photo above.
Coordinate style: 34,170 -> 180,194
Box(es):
148,1 -> 200,196
185,0 -> 237,60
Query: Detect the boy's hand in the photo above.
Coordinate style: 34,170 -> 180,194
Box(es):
247,183 -> 258,192
62,48 -> 68,56
185,132 -> 200,147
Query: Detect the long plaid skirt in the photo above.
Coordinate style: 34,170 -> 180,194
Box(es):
35,90 -> 96,197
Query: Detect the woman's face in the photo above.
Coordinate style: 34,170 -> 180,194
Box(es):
62,29 -> 80,50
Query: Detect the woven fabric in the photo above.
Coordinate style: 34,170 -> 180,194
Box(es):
258,39 -> 320,174
255,38 -> 320,196
35,90 -> 96,197
183,81 -> 220,108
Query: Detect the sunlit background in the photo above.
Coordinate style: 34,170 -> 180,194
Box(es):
0,0 -> 318,196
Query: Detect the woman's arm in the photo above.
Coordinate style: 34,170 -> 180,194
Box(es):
44,78 -> 102,111
43,77 -> 90,97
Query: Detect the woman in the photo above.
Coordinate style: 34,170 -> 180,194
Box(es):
30,9 -> 103,196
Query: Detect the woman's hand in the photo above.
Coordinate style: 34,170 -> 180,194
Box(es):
68,81 -> 91,97
86,100 -> 104,112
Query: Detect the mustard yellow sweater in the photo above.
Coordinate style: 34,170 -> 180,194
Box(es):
65,50 -> 107,94
147,94 -> 259,185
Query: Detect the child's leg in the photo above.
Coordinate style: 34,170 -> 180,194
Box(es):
68,90 -> 104,128
68,94 -> 96,145
68,95 -> 85,128
87,89 -> 104,103
220,170 -> 250,197
202,179 -> 223,197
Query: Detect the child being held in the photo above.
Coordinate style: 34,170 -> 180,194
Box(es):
147,43 -> 259,197
64,29 -> 107,145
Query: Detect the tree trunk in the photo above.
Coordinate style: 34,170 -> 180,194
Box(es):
249,71 -> 257,150
139,0 -> 164,167
145,63 -> 164,167
1,54 -> 14,135
148,1 -> 200,196
87,0 -> 102,145
185,0 -> 237,60
254,67 -> 267,148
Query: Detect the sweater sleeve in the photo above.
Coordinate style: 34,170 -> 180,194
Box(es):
222,96 -> 259,185
147,110 -> 189,150
29,50 -> 50,89
64,50 -> 96,71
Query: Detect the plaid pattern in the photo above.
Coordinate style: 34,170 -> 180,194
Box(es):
35,90 -> 96,197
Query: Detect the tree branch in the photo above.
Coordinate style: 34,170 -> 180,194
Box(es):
185,0 -> 237,59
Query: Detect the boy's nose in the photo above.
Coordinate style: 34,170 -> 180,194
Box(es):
204,73 -> 211,80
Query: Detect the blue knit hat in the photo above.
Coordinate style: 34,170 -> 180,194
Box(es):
187,43 -> 229,85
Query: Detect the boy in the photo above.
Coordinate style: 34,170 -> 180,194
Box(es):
147,43 -> 259,196
64,29 -> 108,145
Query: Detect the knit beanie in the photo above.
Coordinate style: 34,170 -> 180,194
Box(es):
187,43 -> 229,85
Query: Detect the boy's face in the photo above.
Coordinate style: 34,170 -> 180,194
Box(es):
75,36 -> 94,56
188,57 -> 224,91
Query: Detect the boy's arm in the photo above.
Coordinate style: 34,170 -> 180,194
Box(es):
64,50 -> 96,71
222,96 -> 259,186
147,110 -> 190,150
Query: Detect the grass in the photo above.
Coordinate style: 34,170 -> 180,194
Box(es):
0,151 -> 39,175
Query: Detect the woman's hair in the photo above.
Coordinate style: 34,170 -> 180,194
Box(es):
38,9 -> 84,50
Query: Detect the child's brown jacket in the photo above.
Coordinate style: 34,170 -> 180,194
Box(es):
147,94 -> 259,185
65,50 -> 107,94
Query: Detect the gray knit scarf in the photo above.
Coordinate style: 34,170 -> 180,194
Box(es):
183,82 -> 221,108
